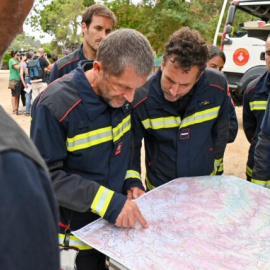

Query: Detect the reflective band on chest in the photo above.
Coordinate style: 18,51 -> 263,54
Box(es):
66,115 -> 131,152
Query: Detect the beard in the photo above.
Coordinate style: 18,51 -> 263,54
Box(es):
96,78 -> 125,108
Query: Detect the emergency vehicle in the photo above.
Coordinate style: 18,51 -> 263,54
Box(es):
221,0 -> 270,105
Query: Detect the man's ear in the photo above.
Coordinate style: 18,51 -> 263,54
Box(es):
93,61 -> 103,75
81,22 -> 87,35
160,60 -> 165,71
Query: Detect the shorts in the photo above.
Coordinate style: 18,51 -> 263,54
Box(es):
11,80 -> 21,97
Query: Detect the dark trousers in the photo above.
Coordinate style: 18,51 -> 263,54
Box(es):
76,249 -> 107,270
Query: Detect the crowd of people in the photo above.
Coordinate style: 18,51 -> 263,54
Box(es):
7,48 -> 58,115
1,1 -> 270,270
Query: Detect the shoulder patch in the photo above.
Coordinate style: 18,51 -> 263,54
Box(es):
204,67 -> 227,91
133,74 -> 155,107
56,49 -> 80,71
38,74 -> 81,121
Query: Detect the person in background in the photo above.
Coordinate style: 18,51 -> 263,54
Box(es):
49,3 -> 116,82
29,47 -> 50,102
8,50 -> 26,114
126,27 -> 230,192
243,35 -> 270,182
0,0 -> 60,269
30,29 -> 154,270
207,45 -> 238,143
20,51 -> 33,116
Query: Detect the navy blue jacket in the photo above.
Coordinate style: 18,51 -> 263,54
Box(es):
31,61 -> 143,233
49,44 -> 87,83
0,106 -> 59,270
126,68 -> 230,190
243,72 -> 269,180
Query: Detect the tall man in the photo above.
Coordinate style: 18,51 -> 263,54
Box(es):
50,4 -> 116,82
126,27 -> 230,191
243,35 -> 270,181
0,1 -> 60,269
29,47 -> 50,101
31,29 -> 154,270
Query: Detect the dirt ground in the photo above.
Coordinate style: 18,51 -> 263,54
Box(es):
0,71 -> 249,180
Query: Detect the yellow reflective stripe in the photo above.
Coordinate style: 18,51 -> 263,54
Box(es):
246,165 -> 253,177
125,170 -> 141,180
66,126 -> 113,152
180,106 -> 220,128
251,179 -> 270,188
249,101 -> 267,111
112,115 -> 131,142
142,116 -> 180,130
145,175 -> 156,190
58,233 -> 92,250
91,186 -> 114,217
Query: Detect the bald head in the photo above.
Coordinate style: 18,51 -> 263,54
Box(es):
0,0 -> 34,58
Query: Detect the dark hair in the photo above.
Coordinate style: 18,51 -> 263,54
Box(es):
81,4 -> 116,29
51,53 -> 58,62
163,27 -> 209,72
97,28 -> 154,77
208,45 -> 226,64
10,50 -> 18,57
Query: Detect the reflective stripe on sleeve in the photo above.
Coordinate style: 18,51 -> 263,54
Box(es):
246,165 -> 253,177
91,186 -> 114,217
180,106 -> 220,128
251,179 -> 270,188
145,175 -> 156,190
141,116 -> 181,130
125,170 -> 141,180
249,101 -> 267,111
59,233 -> 92,250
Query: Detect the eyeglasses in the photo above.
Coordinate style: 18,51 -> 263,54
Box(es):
16,54 -> 20,56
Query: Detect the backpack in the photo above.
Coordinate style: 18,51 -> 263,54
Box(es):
27,57 -> 43,80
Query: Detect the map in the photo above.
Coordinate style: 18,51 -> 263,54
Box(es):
73,176 -> 270,270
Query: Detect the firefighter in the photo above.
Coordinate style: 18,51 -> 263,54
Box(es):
30,29 -> 154,270
49,4 -> 116,83
207,45 -> 238,143
243,35 -> 270,181
0,0 -> 60,269
125,27 -> 230,191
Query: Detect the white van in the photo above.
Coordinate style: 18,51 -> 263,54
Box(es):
221,0 -> 270,105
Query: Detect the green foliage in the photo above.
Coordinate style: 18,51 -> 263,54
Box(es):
23,0 -> 230,54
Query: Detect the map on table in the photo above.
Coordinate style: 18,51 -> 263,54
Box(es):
72,175 -> 270,270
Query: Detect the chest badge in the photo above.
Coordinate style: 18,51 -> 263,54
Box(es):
115,142 -> 123,156
180,128 -> 190,140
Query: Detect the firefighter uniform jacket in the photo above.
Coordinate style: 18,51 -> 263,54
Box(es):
126,68 -> 230,190
243,72 -> 269,180
49,44 -> 87,83
252,98 -> 270,188
31,61 -> 143,250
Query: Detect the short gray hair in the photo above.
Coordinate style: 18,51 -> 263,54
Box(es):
97,28 -> 154,77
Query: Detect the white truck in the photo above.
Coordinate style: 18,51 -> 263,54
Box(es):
221,0 -> 270,105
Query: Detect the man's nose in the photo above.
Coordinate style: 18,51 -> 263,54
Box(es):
124,89 -> 135,103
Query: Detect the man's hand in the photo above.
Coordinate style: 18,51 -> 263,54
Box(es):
127,187 -> 145,200
115,200 -> 148,228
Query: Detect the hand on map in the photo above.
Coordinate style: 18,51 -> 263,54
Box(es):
115,200 -> 148,228
127,187 -> 145,200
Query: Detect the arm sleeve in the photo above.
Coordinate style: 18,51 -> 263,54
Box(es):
243,90 -> 256,143
251,101 -> 270,187
124,106 -> 146,192
0,151 -> 60,270
228,97 -> 238,143
30,104 -> 126,224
